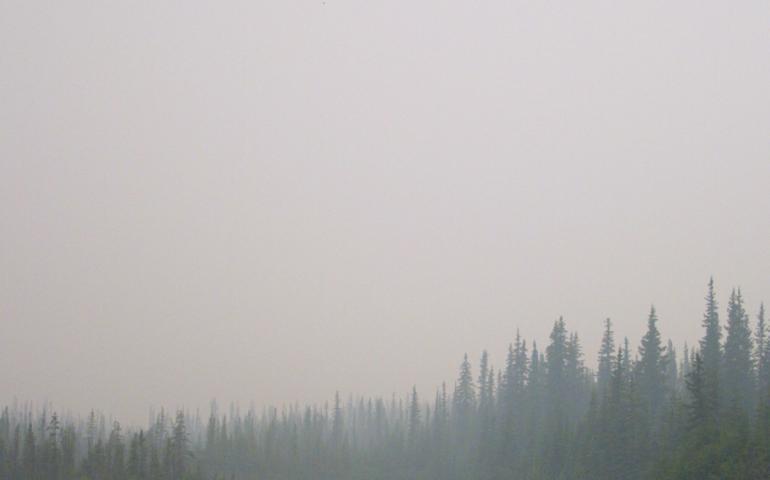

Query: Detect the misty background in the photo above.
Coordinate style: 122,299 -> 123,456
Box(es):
1,1 -> 768,424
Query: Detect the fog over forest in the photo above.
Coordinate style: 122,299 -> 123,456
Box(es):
3,280 -> 770,479
1,0 -> 769,479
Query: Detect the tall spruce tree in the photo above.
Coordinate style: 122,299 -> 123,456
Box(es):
45,413 -> 60,480
108,421 -> 126,480
602,343 -> 635,480
638,306 -> 667,422
22,424 -> 35,480
408,386 -> 420,444
543,317 -> 569,478
502,342 -> 516,421
546,317 -> 568,405
170,411 -> 188,480
597,318 -> 615,394
478,350 -> 490,413
526,341 -> 545,460
699,277 -> 722,413
332,392 -> 344,446
722,288 -> 754,414
453,353 -> 476,427
514,337 -> 529,397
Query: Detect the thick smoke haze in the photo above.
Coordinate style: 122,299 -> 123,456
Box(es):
1,1 -> 769,424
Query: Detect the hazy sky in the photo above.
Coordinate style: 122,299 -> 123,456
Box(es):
2,1 -> 769,424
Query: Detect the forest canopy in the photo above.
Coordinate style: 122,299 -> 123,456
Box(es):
2,279 -> 769,480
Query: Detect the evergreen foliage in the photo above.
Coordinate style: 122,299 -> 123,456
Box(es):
2,279 -> 767,479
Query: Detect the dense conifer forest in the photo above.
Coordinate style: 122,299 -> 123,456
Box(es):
3,279 -> 769,480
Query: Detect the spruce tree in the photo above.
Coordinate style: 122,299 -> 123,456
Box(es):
546,317 -> 568,404
699,277 -> 721,413
638,306 -> 667,421
544,317 -> 569,478
722,288 -> 754,414
605,345 -> 629,479
22,424 -> 35,480
60,425 -> 76,480
597,318 -> 615,394
524,341 -> 545,472
478,350 -> 489,412
500,333 -> 527,469
86,410 -> 97,455
332,392 -> 344,445
514,337 -> 529,396
408,386 -> 420,444
167,412 -> 189,480
206,402 -> 218,456
453,353 -> 476,426
622,337 -> 632,376
501,342 -> 516,423
503,343 -> 515,397
45,413 -> 60,480
108,421 -> 126,480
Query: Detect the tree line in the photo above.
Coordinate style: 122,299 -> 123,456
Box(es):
1,278 -> 768,479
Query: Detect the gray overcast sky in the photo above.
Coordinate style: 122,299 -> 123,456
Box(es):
1,1 -> 769,424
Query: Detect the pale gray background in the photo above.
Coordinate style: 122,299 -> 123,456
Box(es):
1,0 -> 769,424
